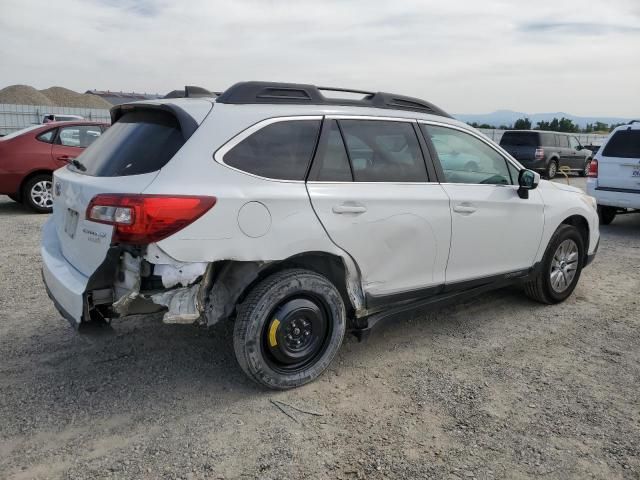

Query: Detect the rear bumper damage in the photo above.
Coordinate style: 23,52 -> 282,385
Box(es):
42,218 -> 215,326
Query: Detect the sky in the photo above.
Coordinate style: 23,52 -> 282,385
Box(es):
0,0 -> 639,116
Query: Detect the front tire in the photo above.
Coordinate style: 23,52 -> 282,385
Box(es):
598,205 -> 616,225
233,269 -> 346,390
22,174 -> 53,213
524,225 -> 584,304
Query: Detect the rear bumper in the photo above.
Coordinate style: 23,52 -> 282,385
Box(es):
586,182 -> 640,209
41,218 -> 88,326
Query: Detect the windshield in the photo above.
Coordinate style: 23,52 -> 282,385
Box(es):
75,110 -> 185,177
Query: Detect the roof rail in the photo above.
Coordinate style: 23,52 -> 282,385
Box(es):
215,81 -> 451,118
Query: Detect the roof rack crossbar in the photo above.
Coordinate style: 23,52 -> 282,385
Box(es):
215,81 -> 451,118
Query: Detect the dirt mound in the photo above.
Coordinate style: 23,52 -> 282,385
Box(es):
39,86 -> 112,109
0,85 -> 55,106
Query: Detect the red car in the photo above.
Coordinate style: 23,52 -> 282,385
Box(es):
0,121 -> 108,212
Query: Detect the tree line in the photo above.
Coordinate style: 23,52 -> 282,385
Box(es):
469,118 -> 627,133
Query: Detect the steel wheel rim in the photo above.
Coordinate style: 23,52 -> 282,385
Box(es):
550,239 -> 579,293
30,180 -> 53,208
262,295 -> 332,373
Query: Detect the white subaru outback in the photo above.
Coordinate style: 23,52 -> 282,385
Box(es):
586,121 -> 640,225
41,82 -> 600,389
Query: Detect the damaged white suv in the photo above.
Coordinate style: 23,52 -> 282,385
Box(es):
41,82 -> 600,389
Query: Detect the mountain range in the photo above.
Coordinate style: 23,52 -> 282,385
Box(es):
454,110 -> 635,129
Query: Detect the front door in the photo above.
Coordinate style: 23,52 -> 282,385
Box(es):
420,123 -> 545,284
306,118 -> 451,302
51,124 -> 103,166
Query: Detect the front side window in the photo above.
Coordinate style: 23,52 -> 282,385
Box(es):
224,120 -> 321,180
569,137 -> 580,149
422,125 -> 513,185
57,125 -> 102,148
338,120 -> 427,182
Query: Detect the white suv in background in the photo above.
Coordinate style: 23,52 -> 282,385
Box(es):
586,121 -> 640,224
41,82 -> 600,389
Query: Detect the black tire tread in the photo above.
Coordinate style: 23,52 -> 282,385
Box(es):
524,224 -> 583,304
233,268 -> 345,390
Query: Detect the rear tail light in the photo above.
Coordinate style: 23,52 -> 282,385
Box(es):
588,159 -> 598,178
535,147 -> 545,160
86,194 -> 216,244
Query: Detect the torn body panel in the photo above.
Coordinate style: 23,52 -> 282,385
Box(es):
90,242 -> 366,327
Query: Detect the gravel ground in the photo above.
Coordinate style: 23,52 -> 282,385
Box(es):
0,177 -> 639,480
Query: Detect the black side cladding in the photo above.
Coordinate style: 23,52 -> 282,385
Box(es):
215,81 -> 452,118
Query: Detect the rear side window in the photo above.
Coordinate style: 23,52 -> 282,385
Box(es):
339,120 -> 427,182
309,121 -> 353,181
36,129 -> 56,143
541,133 -> 556,146
57,125 -> 102,148
602,130 -> 640,158
76,110 -> 185,177
557,135 -> 569,148
224,120 -> 321,180
499,132 -> 538,147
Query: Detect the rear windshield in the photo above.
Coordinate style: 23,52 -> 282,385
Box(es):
499,132 -> 539,147
75,110 -> 185,176
602,130 -> 640,159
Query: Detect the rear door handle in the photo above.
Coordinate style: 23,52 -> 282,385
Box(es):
332,204 -> 367,214
453,204 -> 477,214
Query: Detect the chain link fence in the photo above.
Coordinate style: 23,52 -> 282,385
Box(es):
0,103 -> 111,135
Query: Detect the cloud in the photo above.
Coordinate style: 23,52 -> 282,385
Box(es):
520,21 -> 640,35
0,0 -> 638,116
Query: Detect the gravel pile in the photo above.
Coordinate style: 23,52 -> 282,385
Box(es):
39,86 -> 112,109
0,84 -> 112,108
0,85 -> 55,106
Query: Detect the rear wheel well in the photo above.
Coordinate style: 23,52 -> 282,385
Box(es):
561,215 -> 589,261
206,252 -> 356,327
256,253 -> 354,317
19,170 -> 53,198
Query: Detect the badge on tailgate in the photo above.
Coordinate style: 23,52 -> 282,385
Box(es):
64,209 -> 79,238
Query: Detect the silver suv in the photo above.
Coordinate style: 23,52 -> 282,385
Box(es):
41,82 -> 600,389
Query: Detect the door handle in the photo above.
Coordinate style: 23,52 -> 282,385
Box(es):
332,204 -> 367,214
57,155 -> 75,162
453,204 -> 477,214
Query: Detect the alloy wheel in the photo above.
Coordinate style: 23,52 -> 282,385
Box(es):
549,239 -> 579,293
30,180 -> 53,209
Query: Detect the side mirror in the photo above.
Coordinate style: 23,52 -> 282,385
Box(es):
517,169 -> 540,199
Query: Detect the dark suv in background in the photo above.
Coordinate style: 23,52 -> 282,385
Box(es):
500,130 -> 593,178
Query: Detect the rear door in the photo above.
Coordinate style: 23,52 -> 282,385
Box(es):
307,118 -> 451,302
597,127 -> 640,191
